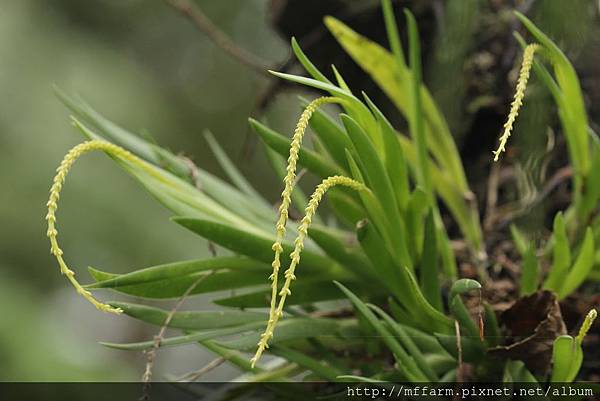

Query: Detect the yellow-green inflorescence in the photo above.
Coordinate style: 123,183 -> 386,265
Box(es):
251,96 -> 368,367
493,43 -> 540,162
46,139 -> 159,314
576,308 -> 597,344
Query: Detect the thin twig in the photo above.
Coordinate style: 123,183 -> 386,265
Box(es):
163,0 -> 271,76
173,357 -> 227,382
140,273 -> 211,400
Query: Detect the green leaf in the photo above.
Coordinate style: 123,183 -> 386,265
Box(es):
363,94 -> 410,212
368,304 -> 439,381
88,268 -> 266,299
270,345 -> 343,382
510,224 -> 529,256
200,339 -> 261,373
449,278 -> 481,300
342,114 -> 411,269
323,16 -> 468,193
328,189 -> 366,226
483,302 -> 501,347
380,0 -> 406,67
551,335 -> 582,382
203,130 -> 267,205
405,9 -> 432,203
545,213 -> 571,291
557,228 -> 595,299
448,279 -> 482,342
101,321 -> 266,350
357,217 -> 452,333
249,118 -> 342,178
87,257 -> 266,289
215,280 -> 356,308
398,134 -> 482,250
269,71 -> 381,151
434,333 -> 485,363
334,281 -> 428,382
110,302 -> 265,330
504,360 -> 538,383
56,88 -> 191,179
308,224 -> 376,282
217,318 -> 343,351
172,217 -> 341,277
420,211 -> 442,311
521,245 -> 540,296
291,37 -> 332,84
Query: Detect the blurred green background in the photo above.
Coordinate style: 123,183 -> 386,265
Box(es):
0,0 -> 291,381
1,0 -> 597,382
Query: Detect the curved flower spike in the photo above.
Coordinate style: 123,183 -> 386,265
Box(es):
46,139 -> 161,314
252,175 -> 369,367
263,96 -> 344,358
493,43 -> 540,161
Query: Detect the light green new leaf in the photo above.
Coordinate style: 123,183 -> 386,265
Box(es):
323,16 -> 468,193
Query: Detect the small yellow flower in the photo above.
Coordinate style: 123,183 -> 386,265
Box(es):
493,43 -> 540,162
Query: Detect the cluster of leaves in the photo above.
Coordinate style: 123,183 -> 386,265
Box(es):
50,0 -> 598,386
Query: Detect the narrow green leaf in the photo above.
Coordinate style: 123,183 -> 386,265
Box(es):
101,321 -> 266,350
420,211 -> 442,311
551,335 -> 582,382
342,114 -> 411,269
87,257 -> 266,289
521,245 -> 540,296
309,224 -> 376,281
545,212 -> 571,291
323,17 -> 469,193
510,224 -> 529,256
217,318 -> 342,351
270,345 -> 343,382
405,9 -> 432,203
88,269 -> 266,299
203,130 -> 267,205
363,94 -> 410,211
172,217 -> 340,276
291,37 -> 332,84
368,304 -> 439,381
110,302 -> 265,330
334,281 -> 428,382
380,0 -> 406,67
483,302 -> 501,347
249,118 -> 342,178
557,228 -> 595,298
504,360 -> 539,383
215,280 -> 355,308
434,333 -> 485,363
269,71 -> 381,150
